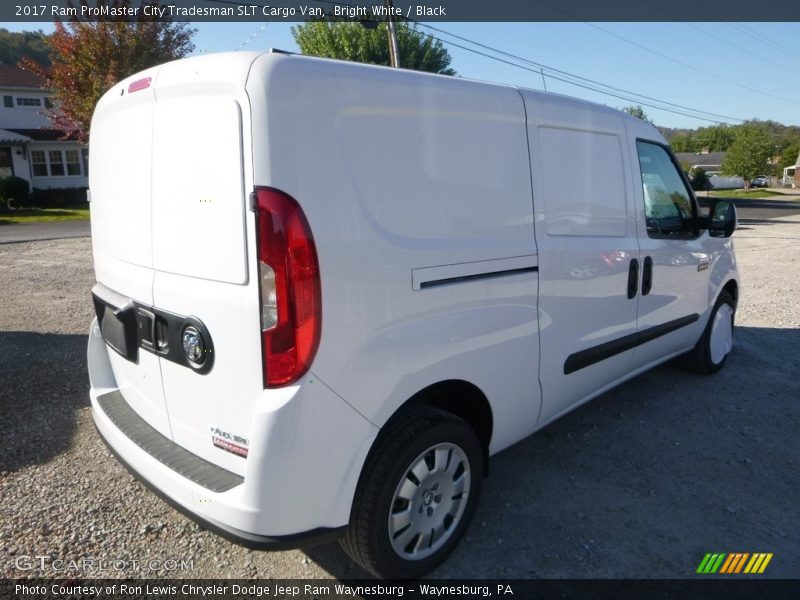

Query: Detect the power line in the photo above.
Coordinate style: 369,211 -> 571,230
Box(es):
683,23 -> 800,77
639,0 -> 800,71
583,22 -> 800,108
529,0 -> 800,107
725,22 -> 800,63
414,22 -> 745,123
413,26 -> 733,124
203,0 -> 760,123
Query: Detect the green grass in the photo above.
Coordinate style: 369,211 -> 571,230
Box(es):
0,207 -> 90,225
705,189 -> 794,199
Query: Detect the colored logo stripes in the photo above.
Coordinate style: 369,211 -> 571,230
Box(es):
696,552 -> 773,574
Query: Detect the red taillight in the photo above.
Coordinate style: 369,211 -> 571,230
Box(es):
255,187 -> 321,387
127,77 -> 151,93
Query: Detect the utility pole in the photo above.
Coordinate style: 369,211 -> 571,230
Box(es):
385,0 -> 400,68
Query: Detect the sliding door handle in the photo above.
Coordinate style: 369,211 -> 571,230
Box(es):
627,258 -> 639,299
642,256 -> 653,296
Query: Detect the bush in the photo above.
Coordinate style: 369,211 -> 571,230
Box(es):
0,176 -> 30,210
689,167 -> 710,191
29,186 -> 88,209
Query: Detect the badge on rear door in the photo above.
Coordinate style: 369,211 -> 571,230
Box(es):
210,426 -> 249,458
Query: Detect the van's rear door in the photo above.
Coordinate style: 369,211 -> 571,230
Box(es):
90,68 -> 172,438
149,55 -> 263,476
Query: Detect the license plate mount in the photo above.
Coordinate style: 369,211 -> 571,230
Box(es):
92,290 -> 138,362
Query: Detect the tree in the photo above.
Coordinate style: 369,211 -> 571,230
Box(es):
779,143 -> 800,171
0,28 -> 51,66
693,125 -> 736,152
20,1 -> 195,142
721,125 -> 773,189
292,20 -> 456,75
622,105 -> 653,124
669,133 -> 697,153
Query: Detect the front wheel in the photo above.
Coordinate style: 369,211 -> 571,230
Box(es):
340,406 -> 483,578
679,290 -> 736,374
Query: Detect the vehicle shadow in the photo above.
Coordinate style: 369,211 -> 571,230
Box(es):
304,325 -> 800,579
0,331 -> 89,473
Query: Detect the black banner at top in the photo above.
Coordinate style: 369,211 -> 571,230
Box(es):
2,0 -> 800,22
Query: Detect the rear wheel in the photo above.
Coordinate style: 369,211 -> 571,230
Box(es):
341,406 -> 483,578
679,290 -> 735,374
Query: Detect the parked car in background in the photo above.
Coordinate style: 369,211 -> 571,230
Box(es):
751,176 -> 769,188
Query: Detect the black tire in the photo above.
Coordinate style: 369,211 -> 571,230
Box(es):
679,290 -> 736,374
340,406 -> 483,579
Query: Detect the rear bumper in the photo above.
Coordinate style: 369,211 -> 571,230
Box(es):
93,413 -> 345,549
88,319 -> 378,547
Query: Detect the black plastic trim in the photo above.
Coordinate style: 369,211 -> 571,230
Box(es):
564,313 -> 699,374
637,313 -> 699,346
94,416 -> 346,550
92,289 -> 139,363
627,258 -> 639,299
97,390 -> 242,493
420,266 -> 538,289
143,308 -> 215,375
642,256 -> 653,296
92,284 -> 214,375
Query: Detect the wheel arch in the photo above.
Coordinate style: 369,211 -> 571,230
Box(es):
722,278 -> 738,308
378,379 -> 493,476
405,380 -> 492,473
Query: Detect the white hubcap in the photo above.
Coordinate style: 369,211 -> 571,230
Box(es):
709,303 -> 734,364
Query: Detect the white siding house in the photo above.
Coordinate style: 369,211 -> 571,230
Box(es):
0,64 -> 88,190
783,150 -> 800,188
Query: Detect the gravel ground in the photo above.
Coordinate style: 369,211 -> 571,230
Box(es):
1,218 -> 798,580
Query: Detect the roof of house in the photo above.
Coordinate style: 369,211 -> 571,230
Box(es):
5,128 -> 68,141
0,128 -> 32,143
674,151 -> 726,168
0,64 -> 46,89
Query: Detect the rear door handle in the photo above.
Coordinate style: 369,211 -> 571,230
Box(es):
642,256 -> 653,296
627,258 -> 639,299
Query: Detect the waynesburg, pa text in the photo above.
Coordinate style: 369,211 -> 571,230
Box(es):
15,583 -> 514,598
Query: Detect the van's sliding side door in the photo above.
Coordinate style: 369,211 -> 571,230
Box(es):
522,91 -> 642,426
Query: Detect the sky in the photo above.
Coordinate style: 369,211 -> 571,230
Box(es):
5,21 -> 800,130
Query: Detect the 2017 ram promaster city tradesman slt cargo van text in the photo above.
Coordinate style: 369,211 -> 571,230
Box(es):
87,51 -> 739,578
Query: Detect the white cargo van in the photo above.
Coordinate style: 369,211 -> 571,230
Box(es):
88,51 -> 738,578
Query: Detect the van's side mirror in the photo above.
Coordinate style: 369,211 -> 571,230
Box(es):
700,199 -> 736,238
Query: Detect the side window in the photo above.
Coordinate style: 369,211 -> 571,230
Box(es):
636,141 -> 697,239
48,150 -> 65,176
30,150 -> 48,176
16,97 -> 42,107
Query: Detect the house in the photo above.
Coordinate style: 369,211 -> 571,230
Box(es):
0,64 -> 87,191
782,150 -> 799,188
674,150 -> 726,176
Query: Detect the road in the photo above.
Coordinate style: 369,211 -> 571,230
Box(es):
0,219 -> 90,244
697,193 -> 800,224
